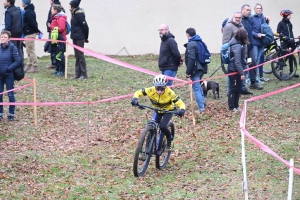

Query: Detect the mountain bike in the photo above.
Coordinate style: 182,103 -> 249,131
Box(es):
132,103 -> 179,177
266,37 -> 300,80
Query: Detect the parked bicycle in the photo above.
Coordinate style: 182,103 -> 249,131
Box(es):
264,37 -> 300,80
132,103 -> 179,177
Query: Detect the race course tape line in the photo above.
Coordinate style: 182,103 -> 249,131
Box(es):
240,82 -> 300,175
5,37 -> 299,107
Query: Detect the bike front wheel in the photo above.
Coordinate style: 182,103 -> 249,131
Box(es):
133,126 -> 154,177
155,122 -> 175,170
263,51 -> 276,74
271,54 -> 297,80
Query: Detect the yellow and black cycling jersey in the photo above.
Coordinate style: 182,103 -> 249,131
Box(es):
133,86 -> 185,111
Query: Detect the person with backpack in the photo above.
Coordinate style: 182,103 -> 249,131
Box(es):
277,9 -> 300,78
4,0 -> 23,48
251,3 -> 270,82
4,0 -> 24,68
227,29 -> 248,112
69,0 -> 89,80
0,30 -> 20,121
222,12 -> 253,95
47,4 -> 67,76
45,0 -> 62,69
184,28 -> 206,113
158,24 -> 182,86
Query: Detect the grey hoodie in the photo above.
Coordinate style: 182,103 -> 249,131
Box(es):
222,18 -> 244,44
227,38 -> 246,76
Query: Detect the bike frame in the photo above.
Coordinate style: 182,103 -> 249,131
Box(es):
146,112 -> 170,156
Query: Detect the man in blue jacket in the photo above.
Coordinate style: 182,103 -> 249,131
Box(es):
185,28 -> 206,113
158,24 -> 182,86
241,4 -> 263,90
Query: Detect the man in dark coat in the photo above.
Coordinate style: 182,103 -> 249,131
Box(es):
22,0 -> 41,73
158,24 -> 182,86
70,0 -> 89,80
4,0 -> 24,71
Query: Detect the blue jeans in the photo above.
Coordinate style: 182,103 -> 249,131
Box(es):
253,45 -> 264,78
161,69 -> 177,86
259,52 -> 264,77
0,74 -> 16,116
191,71 -> 205,110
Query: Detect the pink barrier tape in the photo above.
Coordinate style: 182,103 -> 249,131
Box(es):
0,83 -> 33,96
0,93 -> 134,106
67,42 -> 188,84
246,82 -> 300,103
240,82 -> 300,175
11,36 -> 299,86
241,127 -> 300,175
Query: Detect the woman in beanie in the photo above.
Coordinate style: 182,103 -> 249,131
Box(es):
69,0 -> 89,80
47,4 -> 67,76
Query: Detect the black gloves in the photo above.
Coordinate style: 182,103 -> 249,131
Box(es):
131,98 -> 138,106
178,109 -> 185,117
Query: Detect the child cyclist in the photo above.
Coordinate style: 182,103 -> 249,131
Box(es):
131,74 -> 186,150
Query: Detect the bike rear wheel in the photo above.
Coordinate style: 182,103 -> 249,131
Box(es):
133,126 -> 155,177
271,54 -> 297,80
155,122 -> 175,170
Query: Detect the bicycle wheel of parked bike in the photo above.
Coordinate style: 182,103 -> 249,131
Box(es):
271,54 -> 297,80
155,122 -> 175,170
133,126 -> 155,177
263,51 -> 276,74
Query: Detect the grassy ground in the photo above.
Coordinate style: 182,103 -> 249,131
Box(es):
0,54 -> 299,199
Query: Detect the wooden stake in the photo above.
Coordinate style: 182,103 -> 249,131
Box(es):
189,82 -> 195,126
33,77 -> 37,126
85,103 -> 90,154
65,40 -> 69,79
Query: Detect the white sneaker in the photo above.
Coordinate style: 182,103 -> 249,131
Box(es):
236,107 -> 242,111
260,77 -> 269,81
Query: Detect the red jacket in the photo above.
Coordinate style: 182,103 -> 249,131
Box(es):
50,12 -> 67,40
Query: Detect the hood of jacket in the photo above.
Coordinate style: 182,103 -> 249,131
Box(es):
54,11 -> 67,17
227,18 -> 243,28
72,7 -> 85,15
160,32 -> 175,41
229,37 -> 242,46
53,11 -> 67,20
188,34 -> 202,42
24,3 -> 35,11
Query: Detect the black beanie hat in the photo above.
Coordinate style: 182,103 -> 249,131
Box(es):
53,0 -> 61,4
70,0 -> 81,8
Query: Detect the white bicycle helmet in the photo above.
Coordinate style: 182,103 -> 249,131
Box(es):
153,75 -> 168,87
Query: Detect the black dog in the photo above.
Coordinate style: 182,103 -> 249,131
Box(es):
201,80 -> 219,99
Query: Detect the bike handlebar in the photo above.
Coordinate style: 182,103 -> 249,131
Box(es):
134,103 -> 180,116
